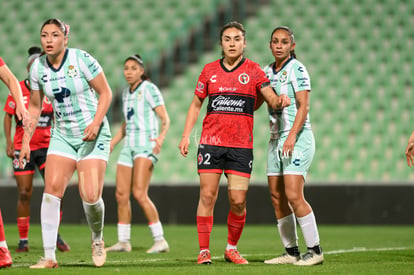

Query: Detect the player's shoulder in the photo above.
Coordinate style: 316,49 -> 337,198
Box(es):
289,58 -> 307,71
142,80 -> 160,92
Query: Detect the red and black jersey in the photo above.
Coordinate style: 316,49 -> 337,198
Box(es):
195,58 -> 269,149
3,79 -> 53,150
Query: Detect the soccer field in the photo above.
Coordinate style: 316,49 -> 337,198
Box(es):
3,224 -> 414,274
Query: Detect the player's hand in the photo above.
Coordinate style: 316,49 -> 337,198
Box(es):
6,142 -> 14,158
16,103 -> 29,122
19,143 -> 31,169
150,137 -> 163,155
179,137 -> 190,157
83,122 -> 100,141
282,133 -> 296,158
405,142 -> 414,167
279,94 -> 291,108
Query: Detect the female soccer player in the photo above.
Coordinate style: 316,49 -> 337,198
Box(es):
3,46 -> 70,253
0,55 -> 27,269
19,18 -> 112,268
262,26 -> 323,266
106,54 -> 170,254
179,21 -> 290,265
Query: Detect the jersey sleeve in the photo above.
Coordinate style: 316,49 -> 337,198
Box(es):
253,62 -> 270,91
0,57 -> 5,67
3,94 -> 16,115
29,59 -> 41,91
291,62 -> 311,92
146,83 -> 165,109
77,49 -> 103,81
194,65 -> 209,99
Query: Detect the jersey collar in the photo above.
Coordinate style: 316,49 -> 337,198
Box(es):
47,49 -> 68,73
220,57 -> 246,72
272,56 -> 294,74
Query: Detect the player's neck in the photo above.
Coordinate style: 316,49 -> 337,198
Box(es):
223,55 -> 243,70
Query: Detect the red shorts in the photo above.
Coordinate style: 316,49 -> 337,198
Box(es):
12,148 -> 48,177
197,144 -> 253,178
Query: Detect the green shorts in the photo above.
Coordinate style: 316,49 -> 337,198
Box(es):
47,126 -> 111,162
266,129 -> 315,179
117,143 -> 158,168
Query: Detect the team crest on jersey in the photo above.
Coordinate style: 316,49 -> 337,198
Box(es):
279,71 -> 288,83
67,65 -> 78,78
238,73 -> 249,84
137,90 -> 143,101
8,101 -> 15,109
196,81 -> 205,93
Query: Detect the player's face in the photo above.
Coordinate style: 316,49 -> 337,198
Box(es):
220,27 -> 246,59
40,24 -> 67,58
124,60 -> 144,87
269,29 -> 295,62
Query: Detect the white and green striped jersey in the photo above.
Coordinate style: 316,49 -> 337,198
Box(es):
263,58 -> 312,138
30,48 -> 105,137
122,80 -> 165,147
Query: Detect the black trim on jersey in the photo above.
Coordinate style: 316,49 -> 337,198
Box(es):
47,49 -> 68,72
220,57 -> 246,72
261,82 -> 271,89
130,79 -> 145,94
24,79 -> 30,90
271,56 -> 294,74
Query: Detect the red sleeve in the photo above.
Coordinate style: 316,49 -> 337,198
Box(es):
194,64 -> 209,99
0,57 -> 5,67
3,94 -> 16,115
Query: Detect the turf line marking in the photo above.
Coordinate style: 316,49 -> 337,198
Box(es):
10,247 -> 414,267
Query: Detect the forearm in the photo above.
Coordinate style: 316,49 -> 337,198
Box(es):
3,115 -> 13,144
111,122 -> 126,146
94,91 -> 112,126
22,111 -> 40,145
181,105 -> 200,139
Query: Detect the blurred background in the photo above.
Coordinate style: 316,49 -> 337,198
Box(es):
0,0 -> 413,224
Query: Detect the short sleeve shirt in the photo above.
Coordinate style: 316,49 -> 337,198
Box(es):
122,80 -> 165,147
263,58 -> 312,138
195,58 -> 269,149
3,79 -> 53,150
30,48 -> 103,138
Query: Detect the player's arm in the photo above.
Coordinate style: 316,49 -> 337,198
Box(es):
85,71 -> 113,141
110,121 -> 126,152
179,95 -> 204,157
405,130 -> 414,167
260,84 -> 290,110
0,64 -> 27,120
152,105 -> 170,155
19,89 -> 43,167
282,90 -> 309,157
3,112 -> 14,158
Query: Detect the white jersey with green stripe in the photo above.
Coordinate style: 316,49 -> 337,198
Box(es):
263,57 -> 312,138
30,48 -> 105,137
122,80 -> 165,147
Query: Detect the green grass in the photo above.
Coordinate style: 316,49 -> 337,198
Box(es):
3,224 -> 414,274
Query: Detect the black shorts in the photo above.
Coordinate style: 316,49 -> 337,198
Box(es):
197,144 -> 253,178
12,148 -> 48,176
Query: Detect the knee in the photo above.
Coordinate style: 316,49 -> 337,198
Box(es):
132,189 -> 149,205
18,191 -> 31,203
115,190 -> 130,205
199,191 -> 218,208
229,198 -> 246,213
